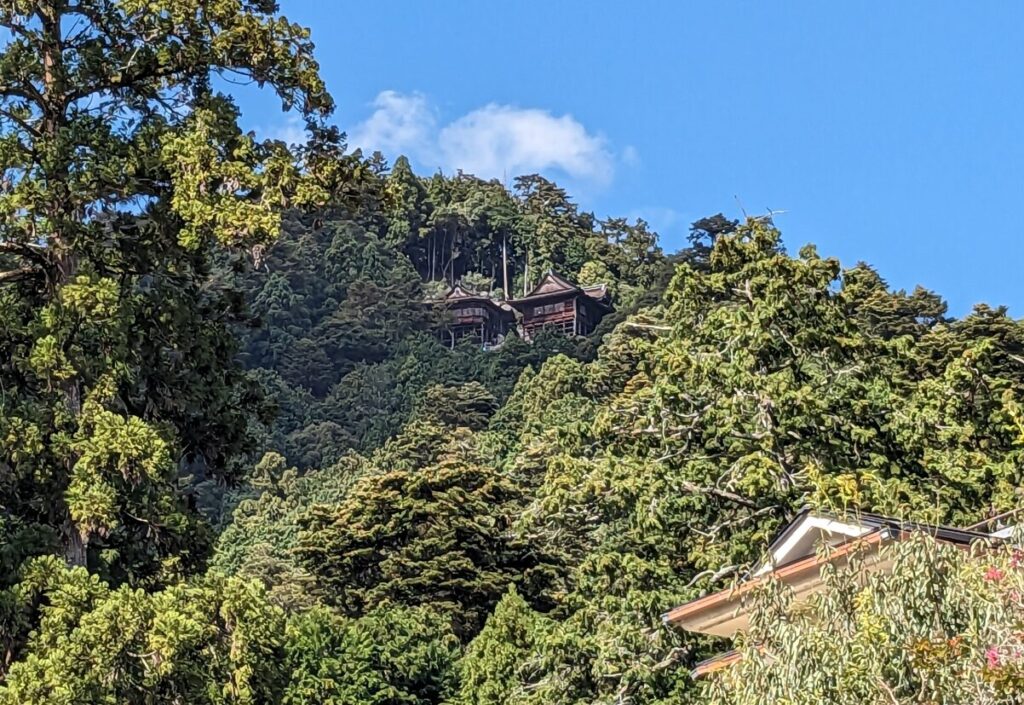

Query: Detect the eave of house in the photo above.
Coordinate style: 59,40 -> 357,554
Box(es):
666,509 -> 1005,679
425,285 -> 513,318
691,649 -> 743,679
663,530 -> 892,638
446,300 -> 514,318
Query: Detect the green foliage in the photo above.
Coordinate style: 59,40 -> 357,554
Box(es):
840,263 -> 950,339
10,176 -> 1024,703
236,164 -> 662,469
0,560 -> 289,705
454,217 -> 1024,705
0,559 -> 460,705
413,382 -> 499,431
457,217 -> 1024,705
209,452 -> 365,610
284,605 -> 460,705
0,0 -> 333,589
457,588 -> 548,705
297,430 -> 549,640
1,7 -> 1020,699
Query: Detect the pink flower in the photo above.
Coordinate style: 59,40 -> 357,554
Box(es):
985,566 -> 1006,582
1012,550 -> 1023,569
987,647 -> 1001,669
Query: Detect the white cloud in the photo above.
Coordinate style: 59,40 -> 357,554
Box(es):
628,206 -> 687,239
262,114 -> 307,145
438,104 -> 614,185
621,144 -> 641,168
347,91 -> 621,188
347,90 -> 438,162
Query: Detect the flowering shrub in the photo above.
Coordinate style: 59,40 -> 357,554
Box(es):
705,533 -> 1024,705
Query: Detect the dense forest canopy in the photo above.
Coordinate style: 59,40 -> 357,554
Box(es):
1,3 -> 1023,704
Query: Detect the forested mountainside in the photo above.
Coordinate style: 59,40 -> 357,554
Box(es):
222,164 -> 670,472
207,213 -> 1024,705
2,3 -> 1024,704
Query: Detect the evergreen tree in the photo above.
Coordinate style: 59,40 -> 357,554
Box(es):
0,0 -> 331,583
297,430 -> 548,640
481,218 -> 1024,704
0,560 -> 289,704
284,606 -> 460,705
412,382 -> 499,431
457,588 -> 548,705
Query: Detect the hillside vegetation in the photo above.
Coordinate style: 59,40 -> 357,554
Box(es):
1,3 -> 1023,704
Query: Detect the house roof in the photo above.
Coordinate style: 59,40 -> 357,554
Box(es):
751,507 -> 988,578
663,509 -> 996,641
581,283 -> 611,303
443,283 -> 489,302
421,282 -> 512,321
524,271 -> 577,298
690,650 -> 743,679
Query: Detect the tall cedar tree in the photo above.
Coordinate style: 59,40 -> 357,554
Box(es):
0,0 -> 333,581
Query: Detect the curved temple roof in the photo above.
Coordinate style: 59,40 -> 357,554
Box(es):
508,271 -> 612,309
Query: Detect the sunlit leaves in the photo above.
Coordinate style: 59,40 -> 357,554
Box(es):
707,536 -> 1024,705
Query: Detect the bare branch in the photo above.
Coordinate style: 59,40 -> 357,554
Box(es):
0,240 -> 49,263
0,106 -> 40,137
684,563 -> 739,589
0,266 -> 37,284
623,321 -> 672,332
677,479 -> 760,509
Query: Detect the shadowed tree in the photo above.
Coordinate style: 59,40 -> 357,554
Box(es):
297,430 -> 549,640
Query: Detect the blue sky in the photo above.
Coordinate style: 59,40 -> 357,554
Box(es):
233,1 -> 1024,316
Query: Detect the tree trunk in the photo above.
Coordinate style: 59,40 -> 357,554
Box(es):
42,1 -> 89,568
524,252 -> 530,296
63,521 -> 88,568
502,233 -> 509,298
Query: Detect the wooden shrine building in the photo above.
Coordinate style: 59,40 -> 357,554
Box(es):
431,284 -> 515,349
508,271 -> 613,340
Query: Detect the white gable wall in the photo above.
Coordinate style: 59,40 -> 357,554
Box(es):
753,514 -> 872,577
